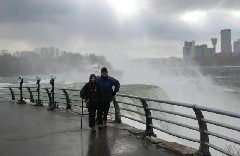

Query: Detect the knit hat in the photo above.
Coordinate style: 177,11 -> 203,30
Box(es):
89,74 -> 96,79
101,67 -> 108,73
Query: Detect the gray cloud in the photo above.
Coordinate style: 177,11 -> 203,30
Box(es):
0,0 -> 240,64
0,0 -> 68,23
148,0 -> 240,13
0,0 -> 119,39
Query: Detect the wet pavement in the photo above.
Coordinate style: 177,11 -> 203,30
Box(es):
0,101 -> 177,156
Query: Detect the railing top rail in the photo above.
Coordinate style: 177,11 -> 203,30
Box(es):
147,107 -> 197,120
116,100 -> 144,108
195,105 -> 240,119
149,115 -> 199,131
117,93 -> 195,108
201,118 -> 240,132
6,86 -> 19,88
1,87 -> 10,89
23,86 -> 37,89
205,130 -> 240,145
117,93 -> 240,119
58,88 -> 80,92
42,87 -> 51,90
1,85 -> 18,88
2,86 -> 36,89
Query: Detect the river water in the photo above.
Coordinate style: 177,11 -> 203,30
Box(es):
0,66 -> 239,155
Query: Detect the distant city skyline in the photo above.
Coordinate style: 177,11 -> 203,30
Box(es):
183,28 -> 240,59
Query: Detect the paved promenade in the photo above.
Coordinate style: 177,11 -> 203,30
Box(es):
0,101 -> 177,156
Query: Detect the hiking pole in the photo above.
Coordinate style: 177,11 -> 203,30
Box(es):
81,98 -> 83,129
80,98 -> 84,156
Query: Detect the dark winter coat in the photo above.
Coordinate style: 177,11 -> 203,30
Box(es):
80,82 -> 101,103
96,76 -> 120,103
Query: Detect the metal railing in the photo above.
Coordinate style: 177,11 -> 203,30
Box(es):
114,94 -> 240,156
0,84 -> 240,156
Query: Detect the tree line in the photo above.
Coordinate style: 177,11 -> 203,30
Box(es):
134,53 -> 240,68
192,53 -> 240,66
0,47 -> 112,76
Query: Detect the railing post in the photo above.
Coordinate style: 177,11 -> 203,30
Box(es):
193,106 -> 211,156
51,78 -> 55,107
17,77 -> 26,104
45,88 -> 52,104
27,87 -> 34,103
63,89 -> 71,109
140,99 -> 155,137
112,96 -> 121,123
48,77 -> 58,110
9,86 -> 15,101
35,78 -> 43,106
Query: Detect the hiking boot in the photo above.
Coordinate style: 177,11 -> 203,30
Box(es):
98,124 -> 103,129
103,120 -> 107,127
91,126 -> 96,133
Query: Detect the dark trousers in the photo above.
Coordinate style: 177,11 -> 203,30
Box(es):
88,101 -> 102,127
102,102 -> 110,121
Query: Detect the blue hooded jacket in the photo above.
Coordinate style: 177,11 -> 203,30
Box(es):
96,76 -> 120,102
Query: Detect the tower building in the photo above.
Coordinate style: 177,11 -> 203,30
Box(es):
233,39 -> 240,53
221,29 -> 232,53
211,38 -> 217,53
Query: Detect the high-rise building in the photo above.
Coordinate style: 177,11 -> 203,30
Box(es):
195,44 -> 215,58
183,40 -> 195,59
183,39 -> 216,58
233,39 -> 240,53
211,38 -> 217,53
195,44 -> 207,58
221,29 -> 232,53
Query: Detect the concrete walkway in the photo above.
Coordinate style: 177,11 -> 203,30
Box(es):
0,101 -> 177,156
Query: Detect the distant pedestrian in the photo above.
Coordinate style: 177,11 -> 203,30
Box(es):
96,67 -> 120,127
80,74 -> 102,133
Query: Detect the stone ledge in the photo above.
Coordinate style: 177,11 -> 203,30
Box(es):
146,136 -> 200,156
125,128 -> 146,138
110,122 -> 200,156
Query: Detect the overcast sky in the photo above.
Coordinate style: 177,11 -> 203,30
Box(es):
0,0 -> 240,64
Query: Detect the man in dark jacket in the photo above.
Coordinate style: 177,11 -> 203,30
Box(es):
80,74 -> 102,133
96,67 -> 120,127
